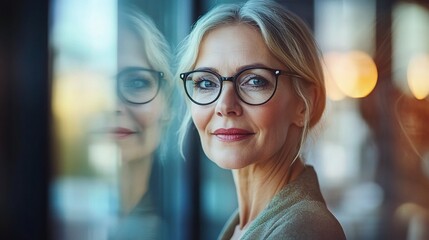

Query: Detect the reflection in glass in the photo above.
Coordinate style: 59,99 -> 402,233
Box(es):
117,67 -> 164,104
50,1 -> 174,239
108,6 -> 173,239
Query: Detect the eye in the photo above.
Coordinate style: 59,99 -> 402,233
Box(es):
123,78 -> 152,90
196,79 -> 218,89
246,77 -> 267,87
187,72 -> 219,90
240,75 -> 269,88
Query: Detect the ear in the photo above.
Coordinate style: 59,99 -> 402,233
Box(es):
292,99 -> 306,128
292,84 -> 318,127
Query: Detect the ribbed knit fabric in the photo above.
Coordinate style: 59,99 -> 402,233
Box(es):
218,166 -> 346,240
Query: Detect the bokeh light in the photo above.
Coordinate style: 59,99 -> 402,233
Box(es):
407,54 -> 429,100
393,2 -> 429,99
323,51 -> 378,99
323,53 -> 346,101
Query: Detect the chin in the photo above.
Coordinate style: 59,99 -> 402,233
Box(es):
209,154 -> 249,170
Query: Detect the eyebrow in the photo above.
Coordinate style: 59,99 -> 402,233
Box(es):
193,66 -> 218,72
116,66 -> 159,76
193,63 -> 272,74
237,63 -> 270,72
118,66 -> 154,73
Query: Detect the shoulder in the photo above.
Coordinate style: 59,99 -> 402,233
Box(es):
241,166 -> 347,239
242,200 -> 346,240
268,200 -> 346,240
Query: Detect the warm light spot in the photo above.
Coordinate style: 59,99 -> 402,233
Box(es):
52,70 -> 115,140
323,53 -> 346,101
323,51 -> 378,98
407,54 -> 429,100
395,202 -> 427,222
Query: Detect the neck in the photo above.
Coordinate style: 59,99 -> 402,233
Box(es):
119,156 -> 154,214
232,155 -> 304,229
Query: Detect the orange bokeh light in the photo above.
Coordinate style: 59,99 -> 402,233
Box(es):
323,51 -> 378,99
323,53 -> 346,101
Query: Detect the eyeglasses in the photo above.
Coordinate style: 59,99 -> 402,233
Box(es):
180,67 -> 301,105
117,67 -> 164,104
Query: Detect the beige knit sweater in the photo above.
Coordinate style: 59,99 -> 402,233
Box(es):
218,166 -> 346,240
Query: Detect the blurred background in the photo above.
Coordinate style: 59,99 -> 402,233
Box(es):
1,0 -> 428,239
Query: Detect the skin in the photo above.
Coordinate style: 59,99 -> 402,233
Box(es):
191,23 -> 306,228
115,28 -> 166,214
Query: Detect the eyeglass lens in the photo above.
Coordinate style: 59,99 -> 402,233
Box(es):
184,68 -> 277,105
118,70 -> 160,104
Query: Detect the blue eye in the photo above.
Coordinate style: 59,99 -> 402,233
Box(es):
187,73 -> 219,91
246,78 -> 267,87
241,76 -> 269,89
196,79 -> 218,89
123,78 -> 152,90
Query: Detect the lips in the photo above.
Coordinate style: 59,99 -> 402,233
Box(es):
110,127 -> 136,139
212,128 -> 254,142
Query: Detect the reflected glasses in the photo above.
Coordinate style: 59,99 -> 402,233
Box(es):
180,67 -> 301,105
117,67 -> 164,104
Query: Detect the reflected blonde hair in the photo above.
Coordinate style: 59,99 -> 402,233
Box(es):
177,0 -> 325,159
119,6 -> 174,108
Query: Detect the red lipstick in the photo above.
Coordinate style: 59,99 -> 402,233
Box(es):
111,127 -> 136,139
212,128 -> 254,142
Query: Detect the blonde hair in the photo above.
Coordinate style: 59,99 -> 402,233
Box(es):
176,0 -> 325,159
119,6 -> 174,107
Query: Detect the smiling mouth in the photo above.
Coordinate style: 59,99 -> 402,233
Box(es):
110,127 -> 137,139
212,128 -> 254,142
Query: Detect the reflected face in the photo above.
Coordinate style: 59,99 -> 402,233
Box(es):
191,24 -> 302,169
113,28 -> 166,162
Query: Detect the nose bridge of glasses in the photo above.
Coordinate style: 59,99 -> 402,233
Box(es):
221,76 -> 234,82
218,74 -> 246,102
217,77 -> 239,103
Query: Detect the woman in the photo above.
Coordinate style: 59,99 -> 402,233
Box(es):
107,6 -> 173,239
177,0 -> 346,239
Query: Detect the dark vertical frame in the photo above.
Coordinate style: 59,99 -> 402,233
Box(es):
374,0 -> 396,239
360,0 -> 398,239
0,1 -> 50,239
373,0 -> 395,238
182,124 -> 201,240
187,2 -> 204,240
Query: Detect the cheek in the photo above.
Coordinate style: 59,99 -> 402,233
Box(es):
258,99 -> 288,124
131,98 -> 166,128
191,106 -> 212,135
256,96 -> 297,140
256,107 -> 288,144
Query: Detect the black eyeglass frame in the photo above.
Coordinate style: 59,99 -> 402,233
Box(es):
117,67 -> 164,105
180,66 -> 302,106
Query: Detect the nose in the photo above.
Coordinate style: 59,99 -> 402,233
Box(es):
115,91 -> 127,115
215,82 -> 243,117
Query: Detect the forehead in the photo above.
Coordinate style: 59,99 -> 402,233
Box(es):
195,23 -> 285,73
118,28 -> 150,69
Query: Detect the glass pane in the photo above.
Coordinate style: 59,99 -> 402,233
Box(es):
50,0 -> 118,239
49,0 -> 188,239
